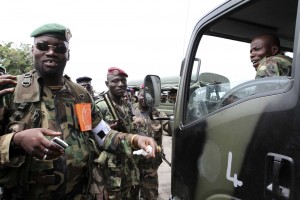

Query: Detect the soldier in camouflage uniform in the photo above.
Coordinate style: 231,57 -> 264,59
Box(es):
0,23 -> 157,200
132,85 -> 169,200
76,76 -> 99,101
250,33 -> 292,78
96,67 -> 140,200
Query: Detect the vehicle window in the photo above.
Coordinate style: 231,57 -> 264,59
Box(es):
185,36 -> 291,124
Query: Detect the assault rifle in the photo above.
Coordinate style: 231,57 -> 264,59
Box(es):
102,92 -> 130,133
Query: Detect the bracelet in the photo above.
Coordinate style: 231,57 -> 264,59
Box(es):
130,134 -> 138,148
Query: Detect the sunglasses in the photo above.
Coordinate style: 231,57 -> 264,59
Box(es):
35,43 -> 68,54
83,84 -> 92,90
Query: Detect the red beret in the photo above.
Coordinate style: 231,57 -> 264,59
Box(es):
107,67 -> 128,77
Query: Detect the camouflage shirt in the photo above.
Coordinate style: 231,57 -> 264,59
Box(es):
132,104 -> 168,147
96,93 -> 139,198
132,104 -> 168,200
255,54 -> 292,79
96,94 -> 135,134
0,70 -> 134,200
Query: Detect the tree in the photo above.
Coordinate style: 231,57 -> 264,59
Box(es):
0,42 -> 33,75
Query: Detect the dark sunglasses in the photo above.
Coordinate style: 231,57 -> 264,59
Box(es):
83,84 -> 92,90
35,43 -> 68,54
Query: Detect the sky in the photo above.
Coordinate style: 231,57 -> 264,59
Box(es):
1,0 -> 231,93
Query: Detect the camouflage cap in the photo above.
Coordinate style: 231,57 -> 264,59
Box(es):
30,23 -> 72,42
76,76 -> 92,83
107,67 -> 128,77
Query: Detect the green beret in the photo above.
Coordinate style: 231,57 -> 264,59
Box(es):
30,23 -> 72,42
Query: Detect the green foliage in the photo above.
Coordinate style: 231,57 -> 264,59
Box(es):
0,42 -> 33,75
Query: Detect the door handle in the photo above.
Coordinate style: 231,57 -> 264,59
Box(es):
265,153 -> 294,200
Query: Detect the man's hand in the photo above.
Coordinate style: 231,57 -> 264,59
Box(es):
108,120 -> 119,130
132,135 -> 157,158
0,75 -> 17,96
12,128 -> 65,160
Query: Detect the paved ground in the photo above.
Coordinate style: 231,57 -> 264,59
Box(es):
158,134 -> 172,200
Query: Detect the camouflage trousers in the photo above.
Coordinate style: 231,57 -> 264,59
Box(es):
138,156 -> 163,200
121,185 -> 139,200
0,188 -> 96,200
106,185 -> 139,200
97,151 -> 140,200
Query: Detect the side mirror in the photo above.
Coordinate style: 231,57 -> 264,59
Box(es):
144,75 -> 161,107
144,75 -> 170,120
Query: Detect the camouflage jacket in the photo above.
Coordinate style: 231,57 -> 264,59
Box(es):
96,93 -> 135,134
95,92 -> 139,191
255,53 -> 292,79
132,105 -> 168,170
132,104 -> 168,147
0,70 -> 134,200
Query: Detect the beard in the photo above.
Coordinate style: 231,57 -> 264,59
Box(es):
34,60 -> 65,78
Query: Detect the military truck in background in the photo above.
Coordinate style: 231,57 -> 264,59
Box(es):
128,75 -> 179,117
144,0 -> 300,199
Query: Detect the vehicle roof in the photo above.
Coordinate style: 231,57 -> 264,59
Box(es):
205,0 -> 297,51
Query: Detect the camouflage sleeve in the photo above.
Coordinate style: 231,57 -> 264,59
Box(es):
91,99 -> 103,128
102,130 -> 134,154
95,99 -> 106,117
92,100 -> 134,154
0,133 -> 14,163
95,99 -> 114,124
89,135 -> 106,198
255,57 -> 280,78
255,55 -> 292,79
0,95 -> 26,167
0,133 -> 25,166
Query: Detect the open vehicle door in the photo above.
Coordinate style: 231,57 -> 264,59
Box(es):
148,0 -> 300,199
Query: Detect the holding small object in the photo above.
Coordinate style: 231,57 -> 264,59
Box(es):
133,145 -> 153,156
0,23 -> 157,200
132,84 -> 170,200
51,137 -> 69,149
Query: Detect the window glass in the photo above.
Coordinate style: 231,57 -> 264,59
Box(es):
185,35 -> 291,123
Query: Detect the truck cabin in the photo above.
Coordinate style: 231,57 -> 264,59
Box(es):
168,0 -> 300,199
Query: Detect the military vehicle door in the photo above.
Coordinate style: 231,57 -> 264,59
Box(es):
170,0 -> 300,199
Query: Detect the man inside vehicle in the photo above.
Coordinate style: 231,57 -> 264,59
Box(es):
250,33 -> 292,78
